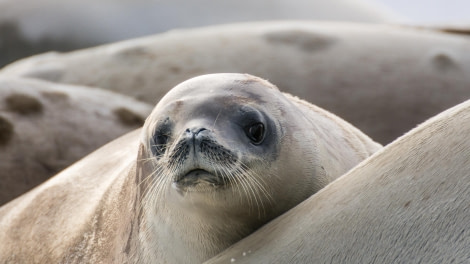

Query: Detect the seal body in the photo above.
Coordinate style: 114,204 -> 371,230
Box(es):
0,77 -> 152,206
0,0 -> 396,67
205,98 -> 470,264
3,22 -> 470,144
0,73 -> 380,263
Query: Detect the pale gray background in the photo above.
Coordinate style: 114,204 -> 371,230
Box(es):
375,0 -> 470,24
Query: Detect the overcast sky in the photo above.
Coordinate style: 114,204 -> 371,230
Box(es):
375,0 -> 470,24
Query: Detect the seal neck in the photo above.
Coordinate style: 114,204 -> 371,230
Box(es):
146,203 -> 260,264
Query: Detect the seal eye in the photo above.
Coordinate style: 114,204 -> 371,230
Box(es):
153,133 -> 169,155
245,123 -> 265,144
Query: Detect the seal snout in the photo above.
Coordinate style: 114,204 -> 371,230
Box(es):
185,126 -> 209,152
169,126 -> 237,189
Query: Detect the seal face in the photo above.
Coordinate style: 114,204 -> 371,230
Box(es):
142,76 -> 282,216
149,98 -> 276,194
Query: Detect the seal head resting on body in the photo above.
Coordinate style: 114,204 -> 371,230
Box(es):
135,73 -> 381,263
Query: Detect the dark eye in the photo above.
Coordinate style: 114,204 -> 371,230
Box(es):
152,133 -> 169,156
245,123 -> 265,144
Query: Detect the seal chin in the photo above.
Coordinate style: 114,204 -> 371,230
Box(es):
173,169 -> 226,191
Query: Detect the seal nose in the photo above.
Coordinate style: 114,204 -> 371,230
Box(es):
185,127 -> 209,155
185,127 -> 207,137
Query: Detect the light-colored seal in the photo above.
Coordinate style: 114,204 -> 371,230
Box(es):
0,0 -> 397,67
2,22 -> 470,144
0,77 -> 152,206
0,73 -> 381,263
205,98 -> 470,264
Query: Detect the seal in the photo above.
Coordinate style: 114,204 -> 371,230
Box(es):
0,0 -> 396,67
205,98 -> 470,264
2,22 -> 470,144
0,73 -> 381,263
0,77 -> 152,206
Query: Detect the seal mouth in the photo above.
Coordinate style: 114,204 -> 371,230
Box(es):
174,169 -> 226,188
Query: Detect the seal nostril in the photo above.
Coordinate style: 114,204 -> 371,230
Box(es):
194,127 -> 207,135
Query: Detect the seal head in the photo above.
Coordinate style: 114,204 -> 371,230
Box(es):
137,73 -> 381,263
141,74 -> 284,215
